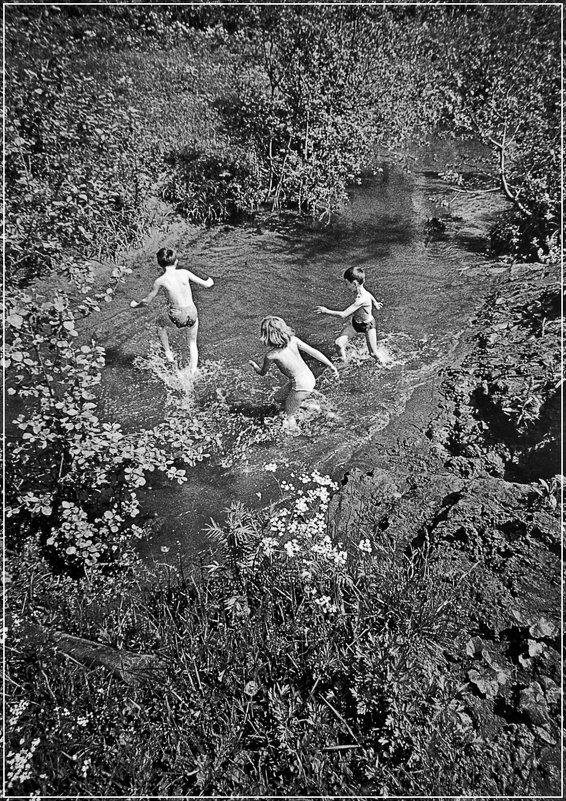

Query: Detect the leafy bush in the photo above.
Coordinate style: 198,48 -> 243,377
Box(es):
160,146 -> 263,223
5,42 -> 157,283
4,274 -> 216,573
435,5 -> 561,259
219,8 -> 391,219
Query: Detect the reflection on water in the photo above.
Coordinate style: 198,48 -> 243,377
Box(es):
92,141 -> 507,561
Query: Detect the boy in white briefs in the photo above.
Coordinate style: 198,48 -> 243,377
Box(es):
130,247 -> 214,375
315,265 -> 393,366
249,316 -> 338,432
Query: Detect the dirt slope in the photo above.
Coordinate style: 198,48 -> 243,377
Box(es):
330,260 -> 562,794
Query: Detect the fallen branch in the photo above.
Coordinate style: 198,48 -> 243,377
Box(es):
18,622 -> 164,685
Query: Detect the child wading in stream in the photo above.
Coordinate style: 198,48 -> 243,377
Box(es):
130,247 -> 214,374
315,266 -> 393,366
249,316 -> 339,432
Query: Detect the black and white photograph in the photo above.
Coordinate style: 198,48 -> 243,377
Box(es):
4,1 -> 562,796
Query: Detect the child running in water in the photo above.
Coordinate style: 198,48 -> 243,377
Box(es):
315,266 -> 393,366
249,316 -> 338,432
130,247 -> 214,374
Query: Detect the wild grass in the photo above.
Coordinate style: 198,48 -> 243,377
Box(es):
5,474 -> 498,796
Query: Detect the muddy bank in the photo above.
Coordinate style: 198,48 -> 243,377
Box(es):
329,259 -> 561,794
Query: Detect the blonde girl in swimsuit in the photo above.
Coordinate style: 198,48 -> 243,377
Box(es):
315,265 -> 393,366
249,316 -> 339,432
130,247 -> 214,374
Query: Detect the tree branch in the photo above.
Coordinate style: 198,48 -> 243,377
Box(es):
488,129 -> 532,217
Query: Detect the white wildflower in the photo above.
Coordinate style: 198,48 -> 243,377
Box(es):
8,699 -> 29,727
284,539 -> 301,557
261,537 -> 279,557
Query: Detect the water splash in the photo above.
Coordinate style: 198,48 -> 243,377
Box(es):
334,331 -> 424,375
133,345 -> 198,410
133,346 -> 262,410
132,345 -> 340,463
287,389 -> 341,437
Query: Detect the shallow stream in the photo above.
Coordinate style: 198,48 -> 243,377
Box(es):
93,141 -> 507,561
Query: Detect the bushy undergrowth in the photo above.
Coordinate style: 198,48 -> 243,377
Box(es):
6,472 -> 483,796
4,4 -> 447,284
435,5 -> 561,260
5,33 -> 158,283
6,3 -> 560,282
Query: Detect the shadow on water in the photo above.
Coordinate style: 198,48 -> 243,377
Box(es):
90,140 -> 508,562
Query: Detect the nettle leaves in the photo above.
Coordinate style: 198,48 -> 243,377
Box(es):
466,612 -> 559,700
510,609 -> 558,669
466,636 -> 511,699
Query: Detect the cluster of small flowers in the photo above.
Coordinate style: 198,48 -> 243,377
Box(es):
311,535 -> 348,566
269,505 -> 326,541
8,699 -> 29,728
314,594 -> 339,613
284,539 -> 301,557
260,536 -> 279,557
263,472 -> 349,579
80,756 -> 92,777
358,538 -> 372,554
310,470 -> 337,487
7,737 -> 40,787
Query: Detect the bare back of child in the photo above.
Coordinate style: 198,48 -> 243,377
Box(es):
249,316 -> 338,432
130,247 -> 214,374
315,265 -> 393,367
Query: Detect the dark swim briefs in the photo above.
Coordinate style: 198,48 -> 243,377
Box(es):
352,317 -> 375,334
168,304 -> 197,329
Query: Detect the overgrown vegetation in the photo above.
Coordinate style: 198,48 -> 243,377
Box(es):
436,5 -> 561,261
7,4 -> 559,286
5,473 -> 488,795
5,4 -> 561,795
7,467 -> 560,794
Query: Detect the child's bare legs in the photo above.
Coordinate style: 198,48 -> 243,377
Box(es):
157,319 -> 199,373
185,320 -> 199,375
157,324 -> 175,363
274,382 -> 309,431
335,331 -> 350,362
366,328 -> 393,367
283,389 -> 311,431
274,382 -> 290,406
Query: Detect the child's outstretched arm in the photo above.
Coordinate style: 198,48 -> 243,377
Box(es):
296,339 -> 339,376
130,278 -> 162,308
185,269 -> 214,288
314,300 -> 362,319
249,354 -> 272,376
370,293 -> 383,310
